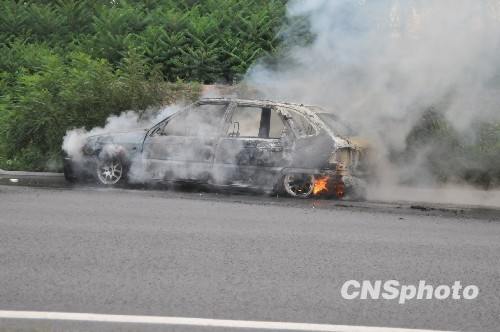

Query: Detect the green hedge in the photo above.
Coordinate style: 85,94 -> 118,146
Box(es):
0,0 -> 285,171
0,0 -> 286,82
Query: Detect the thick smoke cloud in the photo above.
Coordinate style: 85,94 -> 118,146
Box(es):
60,1 -> 500,204
62,86 -> 225,162
62,105 -> 181,162
246,0 -> 500,184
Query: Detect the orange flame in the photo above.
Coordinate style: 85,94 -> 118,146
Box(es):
313,176 -> 329,195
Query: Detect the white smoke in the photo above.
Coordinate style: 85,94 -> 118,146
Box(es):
59,1 -> 500,202
62,105 -> 182,162
245,0 -> 500,185
61,84 -> 234,162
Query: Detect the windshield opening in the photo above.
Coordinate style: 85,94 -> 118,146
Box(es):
317,113 -> 354,137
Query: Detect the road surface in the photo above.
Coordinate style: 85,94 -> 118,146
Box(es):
0,182 -> 499,331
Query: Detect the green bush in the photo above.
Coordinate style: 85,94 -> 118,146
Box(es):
0,0 -> 285,171
402,109 -> 500,188
0,0 -> 286,83
0,43 -> 199,171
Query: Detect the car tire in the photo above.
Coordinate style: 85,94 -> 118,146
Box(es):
96,155 -> 127,186
279,173 -> 315,198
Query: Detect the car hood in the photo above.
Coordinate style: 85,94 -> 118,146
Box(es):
86,129 -> 147,146
346,136 -> 371,151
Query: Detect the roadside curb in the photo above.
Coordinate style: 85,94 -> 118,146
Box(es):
0,168 -> 63,177
304,198 -> 500,220
0,170 -> 499,219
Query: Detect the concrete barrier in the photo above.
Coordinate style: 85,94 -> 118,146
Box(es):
0,168 -> 62,177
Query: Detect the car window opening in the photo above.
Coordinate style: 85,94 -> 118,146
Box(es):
228,106 -> 285,139
162,103 -> 227,137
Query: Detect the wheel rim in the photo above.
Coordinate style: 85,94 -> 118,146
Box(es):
283,174 -> 315,197
97,158 -> 123,185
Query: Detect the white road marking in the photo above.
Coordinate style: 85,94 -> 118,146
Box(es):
0,310 -> 455,332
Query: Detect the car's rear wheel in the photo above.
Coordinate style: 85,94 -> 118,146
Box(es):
96,157 -> 125,185
282,173 -> 315,198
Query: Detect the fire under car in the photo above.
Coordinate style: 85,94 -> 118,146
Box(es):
63,98 -> 371,199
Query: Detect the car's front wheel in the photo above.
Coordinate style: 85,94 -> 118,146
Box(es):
281,173 -> 315,198
96,157 -> 126,185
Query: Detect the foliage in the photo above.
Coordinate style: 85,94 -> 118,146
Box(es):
0,43 -> 198,171
403,110 -> 500,188
0,0 -> 287,82
0,0 -> 285,171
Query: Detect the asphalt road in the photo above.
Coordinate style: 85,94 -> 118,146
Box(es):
0,183 -> 499,331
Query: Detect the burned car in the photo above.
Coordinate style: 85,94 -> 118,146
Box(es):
63,98 -> 370,199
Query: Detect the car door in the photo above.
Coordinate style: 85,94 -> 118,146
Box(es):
212,103 -> 292,189
142,101 -> 230,181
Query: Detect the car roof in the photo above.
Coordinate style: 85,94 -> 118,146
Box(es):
198,97 -> 329,115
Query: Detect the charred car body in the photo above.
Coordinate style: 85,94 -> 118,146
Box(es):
63,98 -> 370,199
